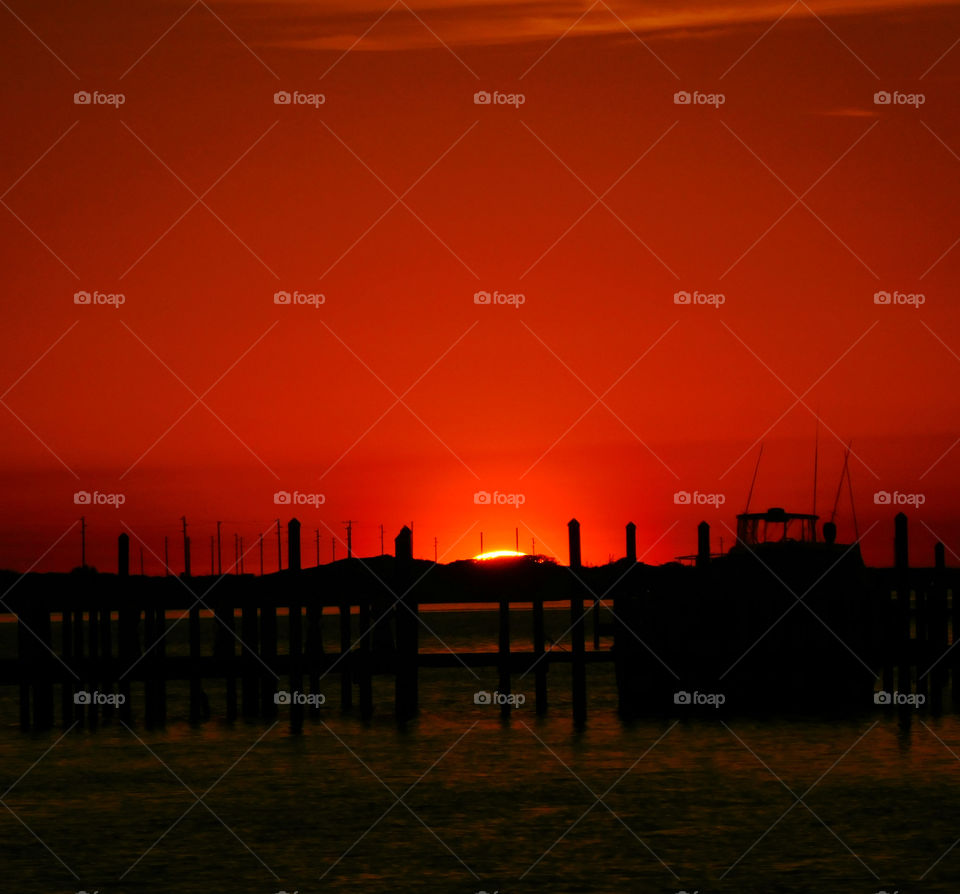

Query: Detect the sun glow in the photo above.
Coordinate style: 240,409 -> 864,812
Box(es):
473,550 -> 526,561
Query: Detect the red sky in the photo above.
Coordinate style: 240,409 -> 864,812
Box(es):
1,0 -> 959,572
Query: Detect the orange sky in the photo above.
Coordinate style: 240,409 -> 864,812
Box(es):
1,0 -> 959,572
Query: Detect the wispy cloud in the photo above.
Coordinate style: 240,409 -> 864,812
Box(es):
211,0 -> 958,52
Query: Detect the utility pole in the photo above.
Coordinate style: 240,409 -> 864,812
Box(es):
80,515 -> 86,568
434,537 -> 438,563
315,528 -> 320,566
210,535 -> 214,575
331,536 -> 336,562
480,532 -> 484,556
276,519 -> 282,572
240,536 -> 244,575
343,520 -> 357,559
531,537 -> 535,555
181,516 -> 189,577
515,527 -> 519,553
216,521 -> 222,576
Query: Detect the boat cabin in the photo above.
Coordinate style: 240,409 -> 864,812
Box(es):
735,507 -> 818,548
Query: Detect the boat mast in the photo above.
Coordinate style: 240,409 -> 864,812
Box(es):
745,443 -> 763,513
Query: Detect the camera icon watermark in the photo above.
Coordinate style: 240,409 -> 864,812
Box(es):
674,690 -> 725,708
74,490 -> 126,508
274,90 -> 325,107
474,690 -> 526,707
274,490 -> 325,507
74,90 -> 125,107
674,490 -> 725,506
673,90 -> 725,107
873,490 -> 925,507
274,690 -> 325,707
473,90 -> 525,107
874,690 -> 925,707
874,90 -> 924,107
474,490 -> 525,507
74,690 -> 126,706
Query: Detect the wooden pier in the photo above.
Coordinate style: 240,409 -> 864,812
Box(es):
5,513 -> 958,730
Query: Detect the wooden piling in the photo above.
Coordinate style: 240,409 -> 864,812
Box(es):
498,597 -> 511,719
339,597 -> 353,712
394,526 -> 418,722
533,595 -> 547,714
569,519 -> 587,726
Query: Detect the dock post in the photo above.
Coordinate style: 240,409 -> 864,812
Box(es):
213,586 -> 237,722
117,533 -> 136,724
189,596 -> 202,723
498,597 -> 511,720
358,592 -> 373,721
569,519 -> 587,727
288,519 -> 304,732
394,526 -> 418,721
696,521 -> 710,570
931,542 -> 947,711
339,596 -> 353,712
533,595 -> 547,714
895,512 -> 910,697
241,581 -> 260,717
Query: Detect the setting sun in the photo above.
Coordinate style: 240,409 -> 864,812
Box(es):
473,550 -> 527,561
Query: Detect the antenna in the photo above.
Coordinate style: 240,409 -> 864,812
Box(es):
745,443 -> 764,513
830,442 -> 852,524
812,417 -> 820,517
342,520 -> 357,559
846,445 -> 860,541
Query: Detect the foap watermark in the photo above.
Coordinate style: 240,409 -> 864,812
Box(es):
874,490 -> 925,507
274,90 -> 325,107
74,90 -> 125,107
874,290 -> 924,307
275,690 -> 325,707
274,490 -> 325,507
474,490 -> 525,507
874,90 -> 924,107
674,90 -> 725,107
74,690 -> 126,707
674,290 -> 725,308
474,290 -> 525,308
274,290 -> 325,308
473,90 -> 525,107
674,690 -> 725,708
474,690 -> 526,707
74,290 -> 125,308
74,490 -> 125,508
674,490 -> 725,506
874,690 -> 925,707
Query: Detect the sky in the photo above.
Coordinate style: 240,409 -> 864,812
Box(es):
1,0 -> 959,572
